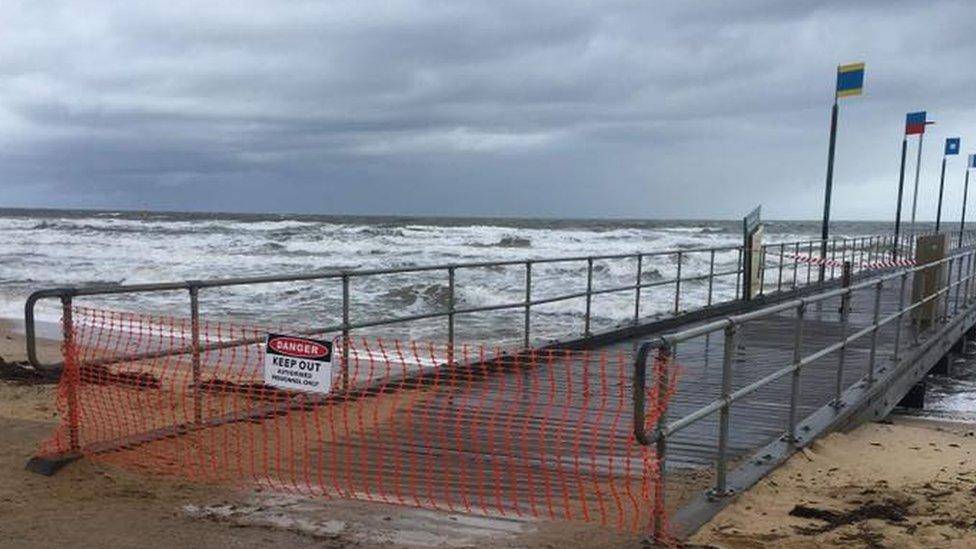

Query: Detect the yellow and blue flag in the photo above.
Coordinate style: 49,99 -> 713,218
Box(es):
945,138 -> 961,156
836,63 -> 865,98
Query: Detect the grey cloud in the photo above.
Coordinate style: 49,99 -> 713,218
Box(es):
2,0 -> 976,219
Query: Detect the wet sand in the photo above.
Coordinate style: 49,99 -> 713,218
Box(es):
690,417 -> 976,548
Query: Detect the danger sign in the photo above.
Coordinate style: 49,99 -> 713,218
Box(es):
264,333 -> 333,394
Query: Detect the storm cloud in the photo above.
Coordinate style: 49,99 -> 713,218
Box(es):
2,0 -> 976,219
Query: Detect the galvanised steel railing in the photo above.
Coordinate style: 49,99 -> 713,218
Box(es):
633,242 -> 976,538
24,231 -> 973,374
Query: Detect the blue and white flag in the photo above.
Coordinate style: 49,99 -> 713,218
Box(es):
970,154 -> 976,169
945,137 -> 961,155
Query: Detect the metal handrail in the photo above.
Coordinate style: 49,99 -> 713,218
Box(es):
633,241 -> 976,503
22,232 -> 962,371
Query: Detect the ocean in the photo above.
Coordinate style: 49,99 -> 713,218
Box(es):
1,207 -> 969,419
0,208 -> 899,327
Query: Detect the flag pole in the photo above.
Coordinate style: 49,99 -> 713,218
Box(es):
819,96 -> 839,283
960,167 -> 970,248
910,132 -> 924,237
893,137 -> 907,260
936,154 -> 947,233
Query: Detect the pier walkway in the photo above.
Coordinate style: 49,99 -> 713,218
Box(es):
22,234 -> 976,541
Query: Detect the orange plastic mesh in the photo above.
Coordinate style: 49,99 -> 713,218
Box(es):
38,307 -> 675,534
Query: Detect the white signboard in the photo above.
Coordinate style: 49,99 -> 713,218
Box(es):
263,333 -> 333,394
748,225 -> 764,300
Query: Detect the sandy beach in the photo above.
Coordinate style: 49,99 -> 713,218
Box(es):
1,321 -> 974,547
0,324 -> 648,547
690,418 -> 976,548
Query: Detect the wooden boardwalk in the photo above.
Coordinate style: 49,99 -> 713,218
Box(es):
39,253 -> 976,537
603,271 -> 948,470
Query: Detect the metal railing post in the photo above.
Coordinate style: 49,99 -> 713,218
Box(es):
964,253 -> 973,305
830,239 -> 837,280
792,242 -> 800,289
189,285 -> 202,425
867,280 -> 883,383
806,241 -> 814,285
758,247 -> 766,295
943,257 -> 953,323
447,267 -> 455,363
674,251 -> 682,314
965,252 -> 976,307
839,261 -> 853,315
707,249 -> 716,306
788,303 -> 805,443
584,258 -> 593,335
61,294 -> 80,453
834,281 -> 851,408
634,254 -> 642,322
341,274 -> 350,389
735,248 -> 742,299
777,243 -> 785,292
893,271 -> 908,364
524,261 -> 532,347
840,240 -> 847,274
715,322 -> 737,496
955,256 -> 963,317
652,346 -> 670,542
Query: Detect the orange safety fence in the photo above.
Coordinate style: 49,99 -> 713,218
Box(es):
37,307 -> 677,534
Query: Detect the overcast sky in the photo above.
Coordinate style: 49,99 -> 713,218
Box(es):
2,0 -> 976,220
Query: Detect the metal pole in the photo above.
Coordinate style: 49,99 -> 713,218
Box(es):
858,237 -> 866,270
792,242 -> 800,289
777,243 -> 785,292
584,258 -> 593,335
62,294 -> 80,453
910,132 -> 925,237
839,260 -> 853,316
960,169 -> 971,249
820,100 -> 840,283
936,155 -> 947,233
341,274 -> 350,389
735,248 -> 742,299
524,261 -> 532,347
834,269 -> 851,407
840,239 -> 847,273
893,270 -> 908,364
830,239 -> 837,280
867,280 -> 883,383
955,256 -> 963,316
715,323 -> 736,495
707,250 -> 715,306
190,285 -> 202,425
447,267 -> 455,363
788,303 -> 805,444
652,346 -> 670,541
943,257 -> 954,322
674,251 -> 683,314
806,241 -> 814,285
634,254 -> 642,322
963,253 -> 974,307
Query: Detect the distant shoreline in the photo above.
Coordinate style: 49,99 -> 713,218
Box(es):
0,205 -> 923,226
